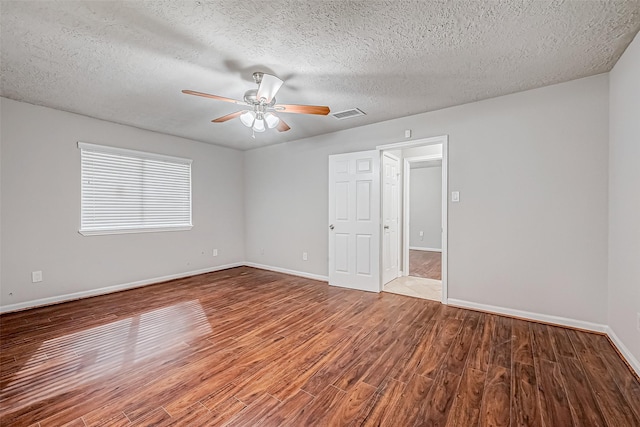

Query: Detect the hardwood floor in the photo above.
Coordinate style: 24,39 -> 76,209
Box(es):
1,266 -> 639,426
409,250 -> 442,280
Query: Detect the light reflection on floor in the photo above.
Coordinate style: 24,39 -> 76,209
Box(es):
1,300 -> 212,413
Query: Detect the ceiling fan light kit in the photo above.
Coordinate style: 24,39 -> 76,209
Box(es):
264,112 -> 280,128
183,71 -> 330,137
253,116 -> 265,132
240,110 -> 255,127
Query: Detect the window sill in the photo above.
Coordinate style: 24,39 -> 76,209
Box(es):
79,226 -> 193,236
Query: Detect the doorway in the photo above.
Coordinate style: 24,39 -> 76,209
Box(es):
327,135 -> 448,304
377,136 -> 448,303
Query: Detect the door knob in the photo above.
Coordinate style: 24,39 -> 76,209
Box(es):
329,224 -> 334,230
384,225 -> 389,229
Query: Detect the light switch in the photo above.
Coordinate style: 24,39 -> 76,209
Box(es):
419,231 -> 424,237
451,191 -> 460,202
32,271 -> 43,283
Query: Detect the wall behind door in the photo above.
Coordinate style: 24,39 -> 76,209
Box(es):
410,165 -> 442,250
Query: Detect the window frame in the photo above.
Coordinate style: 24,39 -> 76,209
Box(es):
78,142 -> 193,236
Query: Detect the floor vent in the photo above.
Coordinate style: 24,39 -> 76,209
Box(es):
332,108 -> 366,120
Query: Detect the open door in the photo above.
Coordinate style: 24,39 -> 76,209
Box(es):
382,152 -> 400,285
328,150 -> 380,292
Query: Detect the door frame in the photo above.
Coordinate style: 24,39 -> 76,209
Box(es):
377,135 -> 449,304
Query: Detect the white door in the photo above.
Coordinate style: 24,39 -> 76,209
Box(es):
382,153 -> 400,285
328,150 -> 380,292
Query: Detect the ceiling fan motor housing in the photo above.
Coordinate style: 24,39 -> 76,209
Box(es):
243,89 -> 276,107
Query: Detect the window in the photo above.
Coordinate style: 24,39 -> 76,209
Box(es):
79,142 -> 192,235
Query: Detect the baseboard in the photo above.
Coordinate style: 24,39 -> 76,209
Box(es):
1,261 -> 325,314
606,327 -> 640,378
409,246 -> 442,252
447,298 -> 608,333
0,262 -> 244,314
244,262 -> 328,282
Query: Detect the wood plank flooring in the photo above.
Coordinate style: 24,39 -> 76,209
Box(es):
1,266 -> 639,426
409,250 -> 442,280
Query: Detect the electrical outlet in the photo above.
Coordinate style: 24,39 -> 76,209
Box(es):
32,271 -> 43,283
302,252 -> 308,261
213,249 -> 218,257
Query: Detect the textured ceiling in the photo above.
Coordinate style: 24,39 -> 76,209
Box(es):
1,1 -> 639,151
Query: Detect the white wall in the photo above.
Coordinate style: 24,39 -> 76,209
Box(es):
608,33 -> 640,367
245,74 -> 609,325
409,165 -> 442,250
0,98 -> 245,310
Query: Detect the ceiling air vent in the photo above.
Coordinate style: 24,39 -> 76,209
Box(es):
332,108 -> 366,120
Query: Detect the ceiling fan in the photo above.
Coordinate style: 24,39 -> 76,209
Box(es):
182,72 -> 330,136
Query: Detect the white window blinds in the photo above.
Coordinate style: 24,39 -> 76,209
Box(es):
79,142 -> 192,235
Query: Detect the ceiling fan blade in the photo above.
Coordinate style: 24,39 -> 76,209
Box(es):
256,74 -> 283,103
276,118 -> 291,132
182,90 -> 245,105
274,104 -> 330,115
211,111 -> 244,123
